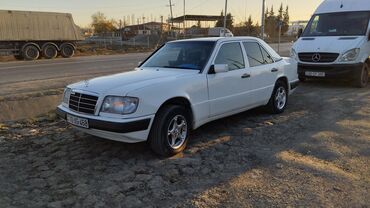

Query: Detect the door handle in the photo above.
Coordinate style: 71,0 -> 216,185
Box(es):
271,68 -> 279,72
241,73 -> 251,79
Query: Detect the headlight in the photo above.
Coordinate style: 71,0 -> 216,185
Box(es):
339,48 -> 360,62
100,96 -> 139,115
290,48 -> 298,61
62,88 -> 71,106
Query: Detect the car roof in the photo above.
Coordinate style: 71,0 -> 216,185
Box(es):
169,36 -> 262,43
315,0 -> 370,14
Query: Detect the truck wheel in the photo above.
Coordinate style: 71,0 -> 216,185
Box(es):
42,44 -> 58,59
23,45 -> 40,61
149,105 -> 190,157
267,80 -> 288,114
353,63 -> 369,88
60,44 -> 75,58
14,54 -> 24,60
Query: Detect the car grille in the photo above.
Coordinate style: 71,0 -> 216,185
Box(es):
69,92 -> 98,115
298,53 -> 339,63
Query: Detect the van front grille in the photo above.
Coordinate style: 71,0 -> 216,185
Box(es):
298,53 -> 339,63
69,92 -> 98,115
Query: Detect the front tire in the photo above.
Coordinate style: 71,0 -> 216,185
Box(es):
267,80 -> 288,114
353,63 -> 369,88
148,105 -> 190,157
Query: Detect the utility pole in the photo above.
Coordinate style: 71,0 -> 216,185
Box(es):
168,0 -> 174,28
223,0 -> 228,29
183,0 -> 186,38
261,0 -> 266,39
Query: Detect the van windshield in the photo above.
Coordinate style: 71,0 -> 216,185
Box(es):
143,41 -> 215,71
302,11 -> 370,37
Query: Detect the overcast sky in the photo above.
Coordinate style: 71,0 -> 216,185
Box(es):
0,0 -> 323,27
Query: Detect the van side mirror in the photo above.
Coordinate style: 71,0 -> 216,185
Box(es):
297,28 -> 303,38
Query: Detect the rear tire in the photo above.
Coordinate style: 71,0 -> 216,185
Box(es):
42,44 -> 58,59
148,105 -> 190,157
60,44 -> 75,58
267,80 -> 288,114
353,63 -> 369,88
22,45 -> 40,61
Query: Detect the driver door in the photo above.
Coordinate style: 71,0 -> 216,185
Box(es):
207,42 -> 253,117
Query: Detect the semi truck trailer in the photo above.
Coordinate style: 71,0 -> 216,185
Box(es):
0,10 -> 84,60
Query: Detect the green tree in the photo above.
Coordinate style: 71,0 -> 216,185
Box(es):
282,5 -> 290,34
215,11 -> 234,29
245,15 -> 255,35
277,3 -> 284,22
269,6 -> 275,17
91,12 -> 117,34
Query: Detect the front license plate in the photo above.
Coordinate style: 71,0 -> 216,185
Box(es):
305,71 -> 325,77
67,114 -> 89,129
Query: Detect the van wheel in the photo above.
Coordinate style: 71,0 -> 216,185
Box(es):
353,63 -> 369,88
23,45 -> 40,61
42,44 -> 58,59
267,80 -> 288,114
60,44 -> 75,58
148,105 -> 190,157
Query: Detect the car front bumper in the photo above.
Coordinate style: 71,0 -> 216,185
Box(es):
298,63 -> 363,80
56,105 -> 154,143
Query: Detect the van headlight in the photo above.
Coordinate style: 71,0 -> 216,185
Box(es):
339,48 -> 360,62
100,96 -> 139,114
290,48 -> 298,61
62,88 -> 71,106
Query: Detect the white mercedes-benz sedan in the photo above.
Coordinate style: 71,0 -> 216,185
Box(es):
57,37 -> 299,156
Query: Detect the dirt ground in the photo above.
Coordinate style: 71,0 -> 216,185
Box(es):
0,81 -> 369,208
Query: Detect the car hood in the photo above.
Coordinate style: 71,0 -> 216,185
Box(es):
293,36 -> 364,54
68,68 -> 199,96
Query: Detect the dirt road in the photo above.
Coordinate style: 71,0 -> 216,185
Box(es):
0,81 -> 369,207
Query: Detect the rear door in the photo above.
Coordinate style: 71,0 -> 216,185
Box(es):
243,41 -> 280,104
207,42 -> 254,117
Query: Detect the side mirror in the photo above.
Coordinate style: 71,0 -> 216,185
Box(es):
297,28 -> 303,38
138,61 -> 142,66
213,64 -> 229,73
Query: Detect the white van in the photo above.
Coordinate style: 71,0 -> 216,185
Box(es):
291,0 -> 370,87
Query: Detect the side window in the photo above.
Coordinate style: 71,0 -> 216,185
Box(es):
260,46 -> 274,64
243,42 -> 264,67
215,42 -> 245,70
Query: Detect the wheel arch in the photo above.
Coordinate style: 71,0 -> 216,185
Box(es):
41,42 -> 60,51
276,76 -> 289,92
21,42 -> 41,52
156,96 -> 194,129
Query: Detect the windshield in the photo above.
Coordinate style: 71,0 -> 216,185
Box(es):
142,41 -> 215,71
303,11 -> 370,37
